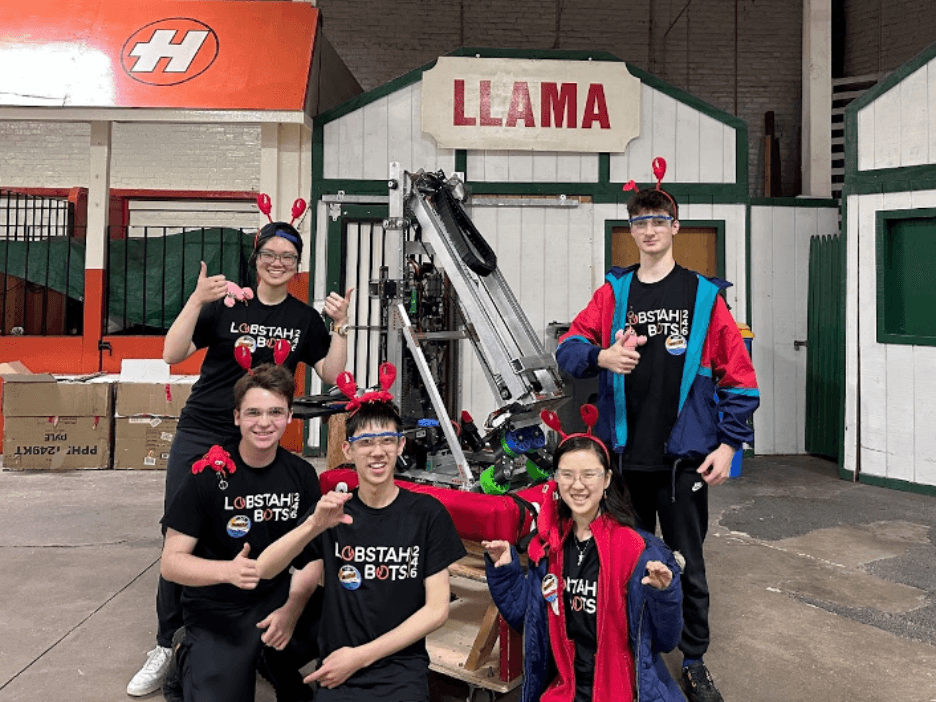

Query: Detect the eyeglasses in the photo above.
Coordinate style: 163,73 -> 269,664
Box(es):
348,432 -> 403,450
258,250 -> 299,268
629,215 -> 674,231
241,407 -> 289,420
555,469 -> 605,485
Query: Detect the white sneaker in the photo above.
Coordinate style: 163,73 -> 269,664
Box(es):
126,645 -> 172,696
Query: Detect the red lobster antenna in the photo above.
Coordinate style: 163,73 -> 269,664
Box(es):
622,156 -> 678,218
289,198 -> 307,226
336,363 -> 397,416
233,338 -> 293,375
540,404 -> 609,462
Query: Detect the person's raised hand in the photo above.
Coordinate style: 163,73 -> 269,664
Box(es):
323,287 -> 354,327
641,560 -> 673,590
597,327 -> 647,375
229,543 -> 259,590
481,540 -> 513,568
193,261 -> 229,306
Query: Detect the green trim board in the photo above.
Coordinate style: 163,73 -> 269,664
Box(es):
856,472 -> 936,497
875,207 -> 936,347
842,163 -> 936,196
843,41 -> 936,181
749,197 -> 840,208
603,219 -> 726,280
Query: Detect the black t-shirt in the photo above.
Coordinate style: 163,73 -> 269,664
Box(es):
310,488 -> 467,702
178,294 -> 331,435
161,443 -> 321,608
563,534 -> 599,702
622,264 -> 697,470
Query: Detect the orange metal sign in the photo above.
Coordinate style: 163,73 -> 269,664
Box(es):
0,0 -> 319,110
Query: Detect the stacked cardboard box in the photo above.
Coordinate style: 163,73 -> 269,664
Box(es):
113,379 -> 194,470
2,374 -> 114,470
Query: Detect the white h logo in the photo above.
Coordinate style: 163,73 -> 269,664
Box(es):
127,29 -> 210,73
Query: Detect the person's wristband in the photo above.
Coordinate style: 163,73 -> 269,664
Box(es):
334,322 -> 350,338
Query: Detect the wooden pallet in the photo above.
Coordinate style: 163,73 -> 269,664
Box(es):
427,544 -> 523,698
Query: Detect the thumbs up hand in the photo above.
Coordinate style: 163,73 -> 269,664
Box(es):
599,327 -> 647,375
229,543 -> 260,590
192,261 -> 229,306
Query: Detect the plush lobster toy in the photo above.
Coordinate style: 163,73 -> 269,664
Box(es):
224,282 -> 254,307
192,445 -> 236,490
336,363 -> 396,415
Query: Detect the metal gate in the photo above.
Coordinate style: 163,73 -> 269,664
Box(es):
805,233 -> 844,460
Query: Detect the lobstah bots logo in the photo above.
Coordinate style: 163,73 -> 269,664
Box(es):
121,18 -> 219,86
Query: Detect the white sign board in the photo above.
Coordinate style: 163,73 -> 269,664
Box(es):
421,56 -> 641,153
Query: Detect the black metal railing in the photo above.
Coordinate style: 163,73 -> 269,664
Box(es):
105,225 -> 256,335
0,190 -> 83,336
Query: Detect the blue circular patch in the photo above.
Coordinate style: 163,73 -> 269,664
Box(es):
226,515 -> 251,538
665,334 -> 687,356
338,564 -> 362,590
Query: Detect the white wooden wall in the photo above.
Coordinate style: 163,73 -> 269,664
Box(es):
322,82 -> 456,179
856,56 -> 936,171
751,204 -> 838,455
845,190 -> 936,488
609,83 -> 737,184
322,79 -> 738,186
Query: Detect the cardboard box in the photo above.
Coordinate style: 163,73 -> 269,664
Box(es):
116,381 -> 193,418
2,374 -> 115,470
3,416 -> 110,470
113,417 -> 178,470
3,374 -> 112,418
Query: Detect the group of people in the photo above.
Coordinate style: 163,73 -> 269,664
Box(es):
125,185 -> 758,702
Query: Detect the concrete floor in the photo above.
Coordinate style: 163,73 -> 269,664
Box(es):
0,455 -> 934,702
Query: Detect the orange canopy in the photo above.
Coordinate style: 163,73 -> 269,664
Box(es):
0,0 -> 319,111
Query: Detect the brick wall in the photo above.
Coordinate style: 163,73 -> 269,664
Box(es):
843,0 -> 936,76
111,123 -> 261,191
316,0 -> 804,197
0,122 -> 91,187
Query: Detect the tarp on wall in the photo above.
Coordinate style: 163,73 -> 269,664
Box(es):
0,228 -> 253,329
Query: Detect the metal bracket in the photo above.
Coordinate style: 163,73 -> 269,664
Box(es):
793,339 -> 808,350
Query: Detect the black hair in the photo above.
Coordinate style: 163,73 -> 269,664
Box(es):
626,188 -> 679,220
553,436 -> 638,529
250,221 -> 303,270
233,363 -> 295,411
345,400 -> 403,439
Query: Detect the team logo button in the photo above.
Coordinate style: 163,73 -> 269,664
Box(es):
226,515 -> 251,538
665,334 -> 688,355
338,565 -> 362,590
541,573 -> 560,615
121,18 -> 220,86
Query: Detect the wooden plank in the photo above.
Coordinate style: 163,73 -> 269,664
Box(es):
531,151 -> 559,183
873,87 -> 901,170
520,206 -> 547,342
793,209 -> 816,454
857,193 -> 886,475
337,106 -> 365,180
544,206 -> 572,325
556,151 -> 582,183
467,150 -> 486,181
770,207 -> 797,453
362,95 -> 390,180
323,121 -> 341,179
427,576 -> 521,694
857,103 -> 875,172
463,603 -> 500,671
843,195 -> 861,474
507,150 -> 534,182
618,82 -> 654,183
884,344 -> 915,482
898,66 -> 928,168
912,345 -> 936,487
650,91 -> 678,184
750,206 -> 775,453
411,86 -> 439,172
698,112 -> 725,183
387,83 -> 414,171
928,62 -> 936,165
723,123 -> 736,183
675,101 -> 701,183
